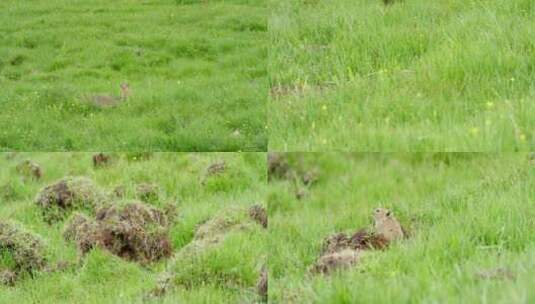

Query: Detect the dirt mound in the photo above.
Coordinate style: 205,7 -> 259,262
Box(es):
249,204 -> 267,228
35,176 -> 107,223
92,153 -> 112,168
257,265 -> 268,302
16,160 -> 42,180
321,229 -> 389,255
64,201 -> 172,264
310,249 -> 361,275
0,221 -> 47,285
349,229 -> 389,250
321,232 -> 351,255
136,183 -> 159,203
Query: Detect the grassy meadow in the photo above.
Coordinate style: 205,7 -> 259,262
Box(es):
268,153 -> 534,303
269,0 -> 535,151
0,0 -> 267,151
0,152 -> 267,303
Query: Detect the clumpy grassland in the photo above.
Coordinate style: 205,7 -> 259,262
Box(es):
270,0 -> 535,151
0,152 -> 267,303
268,153 -> 534,303
0,0 -> 266,151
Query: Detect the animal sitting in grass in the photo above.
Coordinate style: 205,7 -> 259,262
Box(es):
86,83 -> 130,108
373,207 -> 404,241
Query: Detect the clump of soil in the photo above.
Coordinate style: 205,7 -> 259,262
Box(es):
320,229 -> 389,255
249,204 -> 267,228
35,176 -> 107,223
350,229 -> 390,250
63,201 -> 172,264
92,153 -> 112,168
16,160 -> 42,180
0,221 -> 47,285
63,213 -> 100,254
257,265 -> 268,302
310,249 -> 361,275
0,270 -> 17,286
136,183 -> 159,203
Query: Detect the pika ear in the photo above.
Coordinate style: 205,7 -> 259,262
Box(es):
386,210 -> 392,217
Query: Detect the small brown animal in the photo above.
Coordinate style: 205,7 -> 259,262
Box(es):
373,208 -> 404,242
92,153 -> 111,168
257,265 -> 268,302
311,249 -> 361,274
88,83 -> 130,108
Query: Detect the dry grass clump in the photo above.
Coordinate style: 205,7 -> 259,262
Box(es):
35,176 -> 107,223
63,201 -> 173,264
0,221 -> 47,285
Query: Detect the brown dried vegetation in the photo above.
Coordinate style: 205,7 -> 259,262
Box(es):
35,176 -> 107,223
63,201 -> 173,264
0,221 -> 47,285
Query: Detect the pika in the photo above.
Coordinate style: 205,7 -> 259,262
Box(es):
88,83 -> 130,108
373,208 -> 404,242
311,249 -> 361,274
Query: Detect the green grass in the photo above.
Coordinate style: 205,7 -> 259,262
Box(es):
268,153 -> 534,303
0,152 -> 267,303
0,0 -> 267,151
269,0 -> 535,151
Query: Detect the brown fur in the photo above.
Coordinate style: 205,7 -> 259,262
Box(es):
92,153 -> 111,168
311,249 -> 361,275
257,265 -> 268,302
373,208 -> 404,242
88,83 -> 130,108
249,204 -> 268,228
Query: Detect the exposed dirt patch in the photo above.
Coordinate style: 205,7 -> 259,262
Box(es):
63,201 -> 172,264
249,204 -> 267,229
92,153 -> 112,168
35,176 -> 107,223
321,229 -> 389,256
16,160 -> 42,180
0,221 -> 47,285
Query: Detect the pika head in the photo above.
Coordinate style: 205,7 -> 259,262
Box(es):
373,207 -> 392,220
